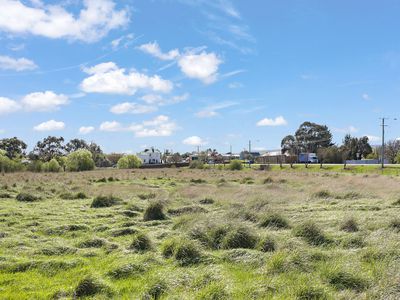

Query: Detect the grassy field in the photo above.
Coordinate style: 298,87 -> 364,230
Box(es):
0,168 -> 399,299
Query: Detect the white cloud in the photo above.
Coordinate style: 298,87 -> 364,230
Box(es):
178,50 -> 222,84
228,82 -> 243,89
183,136 -> 207,146
33,120 -> 65,131
99,121 -> 123,132
137,41 -> 180,61
99,115 -> 178,137
256,116 -> 288,127
21,91 -> 69,112
0,97 -> 21,114
362,93 -> 370,100
0,0 -> 129,43
80,62 -> 173,95
195,101 -> 237,118
141,93 -> 189,105
195,110 -> 218,118
79,126 -> 95,135
0,55 -> 37,71
110,102 -> 157,114
333,126 -> 359,134
366,135 -> 381,143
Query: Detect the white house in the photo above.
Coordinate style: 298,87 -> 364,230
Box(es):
137,148 -> 162,164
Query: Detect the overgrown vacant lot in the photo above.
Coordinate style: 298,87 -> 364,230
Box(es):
0,169 -> 399,299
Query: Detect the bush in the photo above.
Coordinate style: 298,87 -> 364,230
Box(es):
257,236 -> 276,252
340,217 -> 359,232
222,226 -> 258,249
0,153 -> 24,173
74,276 -> 110,297
91,195 -> 122,208
259,213 -> 290,229
66,149 -> 95,172
228,159 -> 243,171
117,155 -> 142,169
129,232 -> 153,252
16,192 -> 40,202
189,160 -> 204,169
143,201 -> 166,221
27,160 -> 43,172
42,158 -> 61,172
313,190 -> 331,198
293,222 -> 331,246
60,192 -> 87,200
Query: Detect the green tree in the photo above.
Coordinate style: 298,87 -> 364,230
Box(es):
281,135 -> 297,155
66,149 -> 95,172
0,137 -> 27,159
31,136 -> 65,162
65,139 -> 88,153
395,151 -> 400,164
295,122 -> 333,153
117,155 -> 142,169
342,135 -> 372,160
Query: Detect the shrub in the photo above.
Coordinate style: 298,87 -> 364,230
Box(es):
66,149 -> 95,172
326,270 -> 369,291
340,217 -> 359,232
44,158 -> 61,172
74,276 -> 110,297
190,178 -> 207,184
27,160 -> 43,172
143,201 -> 166,221
189,160 -> 204,169
259,213 -> 290,229
129,232 -> 153,252
117,155 -> 142,169
229,159 -> 243,170
16,192 -> 40,202
257,236 -> 276,252
91,195 -> 122,208
293,222 -> 331,246
222,226 -> 258,249
0,153 -> 24,173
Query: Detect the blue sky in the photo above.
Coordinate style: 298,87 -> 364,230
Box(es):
0,0 -> 400,153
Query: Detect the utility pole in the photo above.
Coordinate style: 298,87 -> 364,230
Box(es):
380,118 -> 386,169
248,140 -> 251,153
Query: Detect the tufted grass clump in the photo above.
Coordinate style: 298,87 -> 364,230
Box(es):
325,269 -> 369,291
199,197 -> 215,205
143,201 -> 166,221
259,213 -> 290,229
340,217 -> 359,232
60,192 -> 88,200
295,285 -> 328,300
161,237 -> 202,266
313,190 -> 332,199
74,276 -> 111,298
129,232 -> 153,252
257,236 -> 276,252
107,263 -> 146,279
78,238 -> 107,248
388,218 -> 400,231
221,226 -> 258,250
16,192 -> 41,202
91,195 -> 122,208
392,198 -> 400,206
293,222 -> 331,246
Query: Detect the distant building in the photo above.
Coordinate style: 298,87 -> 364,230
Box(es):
137,148 -> 162,164
240,151 -> 261,160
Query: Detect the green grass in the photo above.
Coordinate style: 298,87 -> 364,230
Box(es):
0,168 -> 398,299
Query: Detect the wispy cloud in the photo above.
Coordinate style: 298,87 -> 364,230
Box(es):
195,101 -> 237,118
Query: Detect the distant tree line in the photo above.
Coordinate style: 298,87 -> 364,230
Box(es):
0,136 -> 140,173
281,122 -> 380,164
